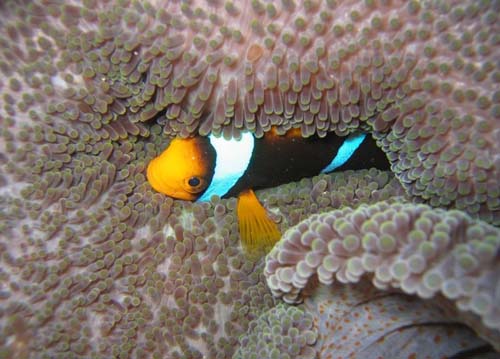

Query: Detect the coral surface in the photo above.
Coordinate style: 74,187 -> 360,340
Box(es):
0,0 -> 499,358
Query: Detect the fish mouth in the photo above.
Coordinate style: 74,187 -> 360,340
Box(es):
169,188 -> 197,201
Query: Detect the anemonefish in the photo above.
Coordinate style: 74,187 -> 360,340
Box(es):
147,129 -> 390,257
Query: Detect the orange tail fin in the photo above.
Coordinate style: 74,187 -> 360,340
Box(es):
237,189 -> 281,258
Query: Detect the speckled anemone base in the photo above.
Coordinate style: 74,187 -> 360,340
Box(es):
304,283 -> 491,358
0,0 -> 499,358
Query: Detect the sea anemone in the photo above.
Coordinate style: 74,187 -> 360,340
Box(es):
265,200 -> 500,349
0,0 -> 498,357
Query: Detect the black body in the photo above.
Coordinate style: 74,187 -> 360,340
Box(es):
224,132 -> 390,198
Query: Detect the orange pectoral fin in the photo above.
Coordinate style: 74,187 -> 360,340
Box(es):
237,189 -> 281,258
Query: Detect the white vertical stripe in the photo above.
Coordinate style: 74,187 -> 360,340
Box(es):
197,132 -> 254,202
321,133 -> 366,173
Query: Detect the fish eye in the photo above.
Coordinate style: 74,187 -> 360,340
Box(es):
188,176 -> 200,187
183,176 -> 207,194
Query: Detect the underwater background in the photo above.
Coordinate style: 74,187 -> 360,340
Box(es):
0,0 -> 498,358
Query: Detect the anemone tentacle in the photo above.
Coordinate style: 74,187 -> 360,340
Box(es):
264,201 -> 500,349
0,0 -> 498,357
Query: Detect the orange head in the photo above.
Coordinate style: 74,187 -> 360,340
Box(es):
146,137 -> 215,201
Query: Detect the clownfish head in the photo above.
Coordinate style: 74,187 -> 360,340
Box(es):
146,137 -> 216,201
